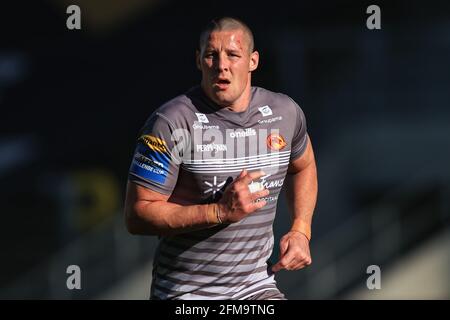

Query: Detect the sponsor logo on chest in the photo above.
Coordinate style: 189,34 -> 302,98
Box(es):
229,128 -> 256,138
196,144 -> 228,152
258,116 -> 283,124
195,113 -> 209,123
258,105 -> 273,117
192,122 -> 220,130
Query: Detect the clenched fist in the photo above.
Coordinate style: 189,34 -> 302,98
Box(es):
217,169 -> 269,223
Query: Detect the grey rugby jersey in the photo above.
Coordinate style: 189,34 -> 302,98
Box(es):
128,86 -> 308,300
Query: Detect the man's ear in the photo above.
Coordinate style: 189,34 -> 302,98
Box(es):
196,50 -> 202,71
249,51 -> 259,72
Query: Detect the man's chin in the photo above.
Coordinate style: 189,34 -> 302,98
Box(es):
210,93 -> 233,107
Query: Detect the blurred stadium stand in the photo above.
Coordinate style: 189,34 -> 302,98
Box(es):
0,0 -> 449,299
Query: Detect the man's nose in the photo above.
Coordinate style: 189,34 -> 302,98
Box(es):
215,54 -> 229,72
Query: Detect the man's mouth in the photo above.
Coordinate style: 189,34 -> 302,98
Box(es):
214,79 -> 231,90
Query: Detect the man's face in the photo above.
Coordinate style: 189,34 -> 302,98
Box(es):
197,29 -> 259,108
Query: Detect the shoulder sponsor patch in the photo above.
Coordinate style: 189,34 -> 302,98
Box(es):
130,135 -> 170,184
138,134 -> 168,153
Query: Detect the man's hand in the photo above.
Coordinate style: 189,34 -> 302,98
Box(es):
218,169 -> 269,223
272,231 -> 312,272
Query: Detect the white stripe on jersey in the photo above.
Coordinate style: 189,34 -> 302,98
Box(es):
182,151 -> 291,173
183,150 -> 291,164
182,161 -> 290,173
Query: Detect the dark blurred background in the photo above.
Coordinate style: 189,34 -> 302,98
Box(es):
0,0 -> 449,299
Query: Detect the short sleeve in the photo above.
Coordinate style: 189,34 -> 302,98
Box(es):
289,98 -> 308,160
128,113 -> 181,195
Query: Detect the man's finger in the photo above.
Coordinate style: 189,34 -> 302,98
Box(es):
279,237 -> 289,258
287,253 -> 312,270
240,170 -> 266,184
250,188 -> 270,201
271,260 -> 285,273
238,169 -> 247,179
247,199 -> 267,212
271,239 -> 290,272
285,258 -> 299,270
292,261 -> 308,271
271,254 -> 293,272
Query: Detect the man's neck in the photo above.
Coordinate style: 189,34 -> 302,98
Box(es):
202,83 -> 252,113
225,96 -> 250,113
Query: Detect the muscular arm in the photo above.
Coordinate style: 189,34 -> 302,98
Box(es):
124,182 -> 218,236
285,135 -> 318,240
272,135 -> 318,272
124,170 -> 268,237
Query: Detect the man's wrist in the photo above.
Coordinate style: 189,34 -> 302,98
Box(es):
206,204 -> 217,224
206,203 -> 224,225
290,221 -> 311,241
290,230 -> 311,241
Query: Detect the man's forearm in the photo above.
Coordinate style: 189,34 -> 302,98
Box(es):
126,201 -> 220,236
285,161 -> 318,240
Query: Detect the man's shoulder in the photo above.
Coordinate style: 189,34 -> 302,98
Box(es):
150,89 -> 199,126
155,93 -> 194,117
253,86 -> 300,111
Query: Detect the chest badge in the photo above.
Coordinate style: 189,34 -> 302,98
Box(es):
267,133 -> 287,151
195,113 -> 209,123
258,105 -> 273,117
